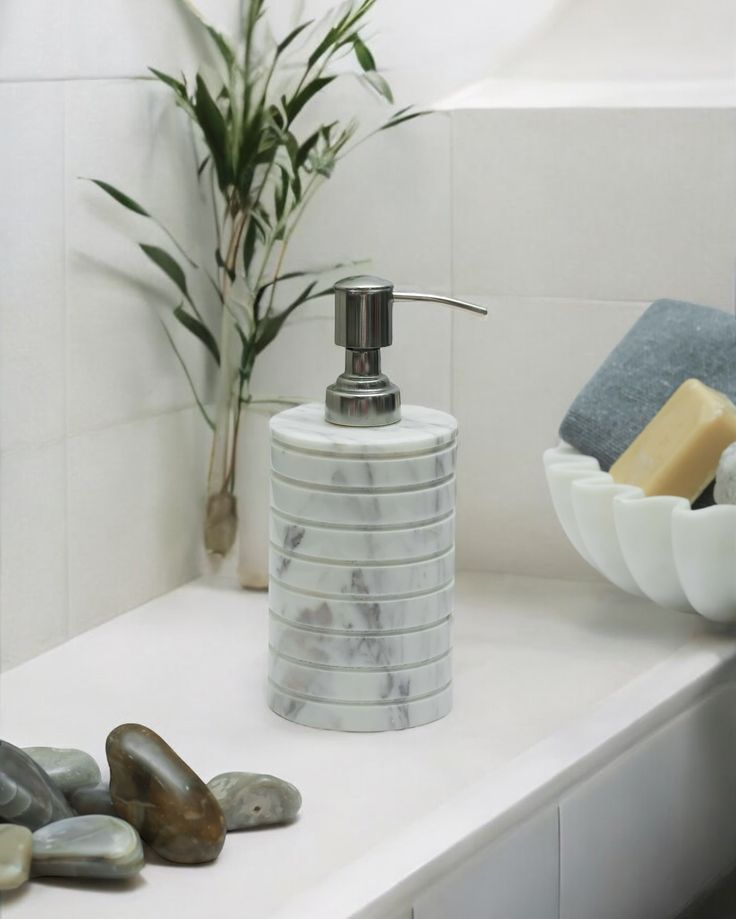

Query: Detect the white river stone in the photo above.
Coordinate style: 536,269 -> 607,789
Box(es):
31,815 -> 144,880
208,772 -> 301,830
715,442 -> 736,504
24,746 -> 101,794
0,824 -> 32,891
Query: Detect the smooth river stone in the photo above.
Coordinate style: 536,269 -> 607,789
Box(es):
106,723 -> 226,864
24,746 -> 101,795
0,824 -> 32,890
31,815 -> 144,880
714,442 -> 736,504
208,772 -> 301,830
0,740 -> 73,830
67,783 -> 117,817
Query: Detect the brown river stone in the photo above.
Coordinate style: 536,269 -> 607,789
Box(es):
106,723 -> 226,864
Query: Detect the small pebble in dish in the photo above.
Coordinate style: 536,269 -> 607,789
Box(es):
714,442 -> 736,505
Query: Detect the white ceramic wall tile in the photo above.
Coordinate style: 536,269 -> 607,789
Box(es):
452,108 -> 736,308
62,0 -> 240,79
0,82 -> 66,451
497,0 -> 736,83
284,111 -> 453,294
66,407 -> 208,635
560,684 -> 736,919
452,295 -> 648,578
0,444 -> 68,670
65,79 -> 218,434
0,2 -> 65,81
413,807 -> 559,919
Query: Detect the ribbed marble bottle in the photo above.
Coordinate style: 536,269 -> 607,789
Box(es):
267,277 -> 486,732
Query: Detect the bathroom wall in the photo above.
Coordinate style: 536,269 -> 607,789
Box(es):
0,0 -> 560,669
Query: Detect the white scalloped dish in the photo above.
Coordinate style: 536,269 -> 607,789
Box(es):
544,443 -> 736,622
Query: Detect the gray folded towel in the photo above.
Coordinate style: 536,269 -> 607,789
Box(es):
559,299 -> 736,475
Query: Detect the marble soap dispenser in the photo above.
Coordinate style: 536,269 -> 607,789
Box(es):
267,276 -> 487,732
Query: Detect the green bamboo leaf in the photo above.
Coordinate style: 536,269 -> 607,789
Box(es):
274,167 -> 289,221
140,244 -> 189,297
158,315 -> 214,430
89,180 -> 149,217
296,129 -> 321,169
204,28 -> 235,70
173,305 -> 220,364
353,36 -> 376,71
254,281 -> 317,354
88,179 -> 198,268
380,107 -> 430,131
242,220 -> 259,276
215,247 -> 235,282
362,70 -> 393,103
308,26 -> 339,68
194,75 -> 231,190
268,104 -> 285,130
276,20 -> 313,55
285,76 -> 336,123
178,0 -> 235,71
149,67 -> 189,101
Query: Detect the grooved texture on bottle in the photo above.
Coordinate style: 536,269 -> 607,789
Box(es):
266,403 -> 457,732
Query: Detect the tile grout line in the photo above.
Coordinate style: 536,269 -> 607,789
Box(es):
62,79 -> 72,645
556,803 -> 562,919
0,74 -> 154,86
448,112 -> 456,416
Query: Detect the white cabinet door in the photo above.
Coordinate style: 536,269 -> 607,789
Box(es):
560,684 -> 736,919
413,807 -> 559,919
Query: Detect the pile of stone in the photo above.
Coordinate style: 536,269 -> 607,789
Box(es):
0,723 -> 301,891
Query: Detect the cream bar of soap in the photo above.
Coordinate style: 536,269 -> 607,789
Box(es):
610,379 -> 736,502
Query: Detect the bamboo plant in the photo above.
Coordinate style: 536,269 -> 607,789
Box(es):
92,0 -> 424,557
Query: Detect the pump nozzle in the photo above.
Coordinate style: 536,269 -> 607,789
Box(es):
326,276 -> 487,426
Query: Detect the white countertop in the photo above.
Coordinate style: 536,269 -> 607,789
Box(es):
3,572 -> 736,918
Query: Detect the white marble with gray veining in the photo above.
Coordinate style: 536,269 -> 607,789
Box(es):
270,548 -> 455,597
271,441 -> 457,489
270,403 -> 457,456
271,475 -> 455,528
270,510 -> 455,564
268,404 -> 457,730
269,579 -> 454,631
269,649 -> 452,703
267,682 -> 453,733
269,613 -> 452,668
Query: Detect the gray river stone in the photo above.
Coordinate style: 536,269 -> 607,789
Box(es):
0,740 -> 73,830
67,783 -> 117,817
24,746 -> 101,795
0,824 -> 32,891
31,815 -> 144,880
207,772 -> 302,830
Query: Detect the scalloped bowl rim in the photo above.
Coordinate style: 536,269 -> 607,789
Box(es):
544,443 -> 736,623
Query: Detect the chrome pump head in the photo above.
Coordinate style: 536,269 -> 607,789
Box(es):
325,276 -> 487,426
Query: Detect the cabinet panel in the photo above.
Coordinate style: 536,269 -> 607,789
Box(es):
560,685 -> 736,919
413,807 -> 559,919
